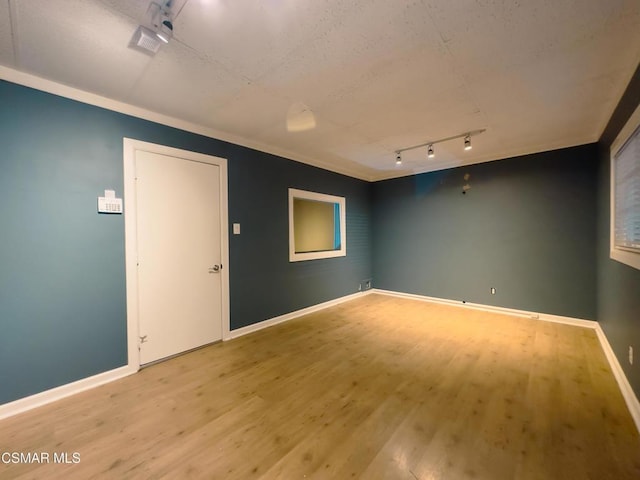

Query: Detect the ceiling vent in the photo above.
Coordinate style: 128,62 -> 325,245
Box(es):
129,25 -> 163,55
129,1 -> 175,55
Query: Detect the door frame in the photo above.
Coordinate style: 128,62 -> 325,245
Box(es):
123,138 -> 231,372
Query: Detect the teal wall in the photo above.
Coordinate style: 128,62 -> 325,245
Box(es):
0,80 -> 372,404
597,64 -> 640,398
2,62 -> 639,406
372,145 -> 598,320
228,150 -> 372,329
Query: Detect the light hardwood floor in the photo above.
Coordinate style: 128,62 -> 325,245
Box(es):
1,294 -> 639,479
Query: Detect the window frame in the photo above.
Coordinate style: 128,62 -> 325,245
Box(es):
610,102 -> 640,270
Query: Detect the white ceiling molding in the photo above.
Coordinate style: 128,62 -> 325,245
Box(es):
0,0 -> 639,181
0,64 -> 375,180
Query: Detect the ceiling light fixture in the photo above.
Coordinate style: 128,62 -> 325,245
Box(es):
394,129 -> 485,165
286,103 -> 317,132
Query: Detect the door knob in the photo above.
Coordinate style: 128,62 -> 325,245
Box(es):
208,265 -> 221,273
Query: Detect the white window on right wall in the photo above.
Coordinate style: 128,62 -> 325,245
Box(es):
611,103 -> 640,270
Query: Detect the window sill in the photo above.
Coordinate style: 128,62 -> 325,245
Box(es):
610,248 -> 640,271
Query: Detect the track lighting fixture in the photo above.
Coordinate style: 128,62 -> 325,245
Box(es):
394,129 -> 485,165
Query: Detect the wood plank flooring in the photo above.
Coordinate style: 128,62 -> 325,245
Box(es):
1,294 -> 639,479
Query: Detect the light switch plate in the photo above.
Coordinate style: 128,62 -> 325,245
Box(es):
233,223 -> 241,235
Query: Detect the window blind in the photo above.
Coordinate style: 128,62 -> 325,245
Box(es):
614,124 -> 640,251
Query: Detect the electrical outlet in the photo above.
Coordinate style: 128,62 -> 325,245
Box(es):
490,287 -> 496,295
365,280 -> 371,289
629,346 -> 634,365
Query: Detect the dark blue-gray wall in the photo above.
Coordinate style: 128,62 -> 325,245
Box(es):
372,145 -> 598,320
229,150 -> 371,329
0,79 -> 371,405
3,62 -> 639,407
597,64 -> 640,398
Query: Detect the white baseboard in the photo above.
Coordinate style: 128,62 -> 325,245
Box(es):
0,365 -> 137,421
594,324 -> 640,433
4,290 -> 638,436
0,292 -> 371,421
371,289 -> 597,328
225,290 -> 373,340
372,288 -> 640,434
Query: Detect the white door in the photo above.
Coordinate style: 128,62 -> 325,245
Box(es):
135,150 -> 222,365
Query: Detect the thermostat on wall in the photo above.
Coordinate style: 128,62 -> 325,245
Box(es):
98,189 -> 123,214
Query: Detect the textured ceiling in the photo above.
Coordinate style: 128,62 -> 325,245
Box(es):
1,0 -> 639,180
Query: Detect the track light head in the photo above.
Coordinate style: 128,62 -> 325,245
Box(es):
395,152 -> 402,165
427,144 -> 435,158
464,135 -> 472,151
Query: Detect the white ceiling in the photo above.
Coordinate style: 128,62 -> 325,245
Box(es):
1,0 -> 639,180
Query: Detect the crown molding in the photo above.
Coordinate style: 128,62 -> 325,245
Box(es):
0,65 -> 375,181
